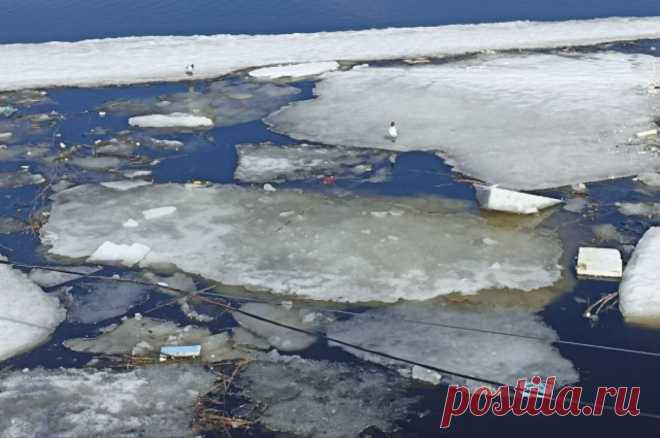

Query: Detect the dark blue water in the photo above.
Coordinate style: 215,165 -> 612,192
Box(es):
2,0 -> 660,43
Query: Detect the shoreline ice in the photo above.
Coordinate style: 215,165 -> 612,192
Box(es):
3,16 -> 660,90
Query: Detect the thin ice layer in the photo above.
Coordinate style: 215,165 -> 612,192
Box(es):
327,301 -> 579,388
0,259 -> 66,361
41,184 -> 563,302
238,352 -> 418,438
234,142 -> 391,183
267,53 -> 660,190
0,364 -> 214,438
4,17 -> 660,90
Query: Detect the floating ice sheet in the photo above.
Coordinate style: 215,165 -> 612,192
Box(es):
0,171 -> 45,188
42,184 -> 563,302
66,281 -> 151,324
0,364 -> 214,438
28,265 -> 100,288
102,80 -> 298,129
618,202 -> 660,220
249,61 -> 340,80
327,301 -> 579,388
4,17 -> 660,90
267,52 -> 660,190
238,351 -> 418,438
234,142 -> 391,183
0,258 -> 66,361
620,227 -> 660,322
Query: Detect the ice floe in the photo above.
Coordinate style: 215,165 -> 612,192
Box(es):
103,80 -> 298,128
0,258 -> 66,361
4,17 -> 660,90
619,227 -> 660,322
617,202 -> 660,220
28,266 -> 100,288
65,281 -> 151,324
576,247 -> 623,279
42,184 -> 564,302
234,141 -> 391,183
100,180 -> 152,191
0,171 -> 45,188
635,172 -> 660,187
267,52 -> 660,190
326,301 -> 579,388
0,364 -> 214,438
128,112 -> 214,129
475,185 -> 563,214
249,61 -> 340,80
237,351 -> 418,438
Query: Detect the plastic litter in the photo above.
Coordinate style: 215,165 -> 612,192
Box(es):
159,345 -> 201,362
475,184 -> 563,215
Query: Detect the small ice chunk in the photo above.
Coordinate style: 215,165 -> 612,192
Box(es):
411,365 -> 442,385
263,183 -> 277,192
123,218 -> 139,228
617,202 -> 660,219
635,172 -> 660,188
0,171 -> 45,188
619,227 -> 660,321
88,241 -> 151,267
70,156 -> 122,170
475,185 -> 562,214
576,247 -> 623,279
28,266 -> 100,288
67,281 -> 150,324
249,61 -> 340,80
142,206 -> 177,220
128,112 -> 214,129
101,180 -> 152,191
122,169 -> 152,179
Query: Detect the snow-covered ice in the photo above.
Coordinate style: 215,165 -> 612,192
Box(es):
238,352 -> 418,438
87,241 -> 151,267
249,61 -> 340,80
4,17 -> 660,90
619,227 -> 660,322
327,301 -> 579,388
267,52 -> 660,190
0,364 -> 214,438
0,258 -> 66,361
234,142 -> 391,183
128,112 -> 214,129
41,184 -> 564,302
475,185 -> 563,214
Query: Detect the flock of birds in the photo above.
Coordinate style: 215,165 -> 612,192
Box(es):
184,64 -> 399,141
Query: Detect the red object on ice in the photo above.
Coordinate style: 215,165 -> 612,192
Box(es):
322,175 -> 336,185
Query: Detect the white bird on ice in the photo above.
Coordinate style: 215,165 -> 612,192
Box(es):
387,121 -> 398,142
185,64 -> 195,76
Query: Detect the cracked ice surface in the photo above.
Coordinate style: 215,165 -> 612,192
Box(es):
0,258 -> 66,361
267,52 -> 660,190
4,17 -> 660,90
41,184 -> 563,302
0,364 -> 214,438
327,301 -> 579,387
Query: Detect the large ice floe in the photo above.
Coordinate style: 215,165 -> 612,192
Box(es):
0,364 -> 214,438
327,301 -> 579,388
619,227 -> 660,323
267,52 -> 660,190
41,184 -> 563,302
101,80 -> 298,129
234,142 -> 391,183
237,351 -> 418,438
3,17 -> 660,90
0,258 -> 66,361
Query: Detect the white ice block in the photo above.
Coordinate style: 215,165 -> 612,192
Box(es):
576,247 -> 623,279
619,227 -> 660,321
475,185 -> 562,215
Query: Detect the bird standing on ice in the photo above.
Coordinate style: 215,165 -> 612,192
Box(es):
387,121 -> 398,142
185,64 -> 195,76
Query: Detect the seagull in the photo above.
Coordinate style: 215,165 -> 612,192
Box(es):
387,121 -> 398,142
185,64 -> 195,76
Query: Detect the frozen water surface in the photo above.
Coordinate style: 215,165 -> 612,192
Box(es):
238,351 -> 419,438
66,281 -> 151,324
235,142 -> 391,183
267,52 -> 660,190
41,184 -> 563,302
327,301 -> 579,388
0,364 -> 214,438
0,258 -> 66,361
4,17 -> 660,90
